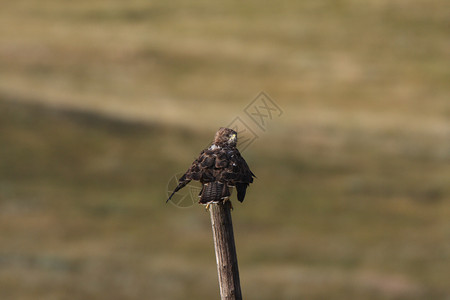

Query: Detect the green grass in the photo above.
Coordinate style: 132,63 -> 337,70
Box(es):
0,0 -> 449,299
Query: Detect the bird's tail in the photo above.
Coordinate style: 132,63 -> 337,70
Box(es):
199,182 -> 231,204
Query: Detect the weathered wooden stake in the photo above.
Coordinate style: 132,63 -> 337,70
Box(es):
209,201 -> 242,300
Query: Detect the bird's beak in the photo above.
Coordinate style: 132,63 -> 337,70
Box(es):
230,134 -> 236,141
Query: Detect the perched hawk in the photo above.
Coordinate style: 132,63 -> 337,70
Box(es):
167,127 -> 255,207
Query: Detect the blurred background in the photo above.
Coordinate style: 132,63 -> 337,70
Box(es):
0,0 -> 449,299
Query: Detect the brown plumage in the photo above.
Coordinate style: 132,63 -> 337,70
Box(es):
167,127 -> 255,205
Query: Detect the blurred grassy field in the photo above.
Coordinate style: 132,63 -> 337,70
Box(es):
1,0 -> 449,299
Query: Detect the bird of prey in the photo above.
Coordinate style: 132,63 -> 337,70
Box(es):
167,127 -> 255,208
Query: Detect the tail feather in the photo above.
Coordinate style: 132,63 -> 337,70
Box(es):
199,182 -> 230,204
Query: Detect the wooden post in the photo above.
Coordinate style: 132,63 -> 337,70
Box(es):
209,201 -> 243,300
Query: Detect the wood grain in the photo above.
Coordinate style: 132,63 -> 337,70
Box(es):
209,201 -> 242,300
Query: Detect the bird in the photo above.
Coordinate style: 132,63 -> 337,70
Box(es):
167,127 -> 255,209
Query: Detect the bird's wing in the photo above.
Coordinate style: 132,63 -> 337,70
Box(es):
216,148 -> 255,202
166,173 -> 191,203
166,149 -> 217,202
167,147 -> 254,203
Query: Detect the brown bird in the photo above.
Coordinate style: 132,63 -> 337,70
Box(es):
167,127 -> 255,208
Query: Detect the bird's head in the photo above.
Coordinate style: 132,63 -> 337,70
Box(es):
214,127 -> 238,147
